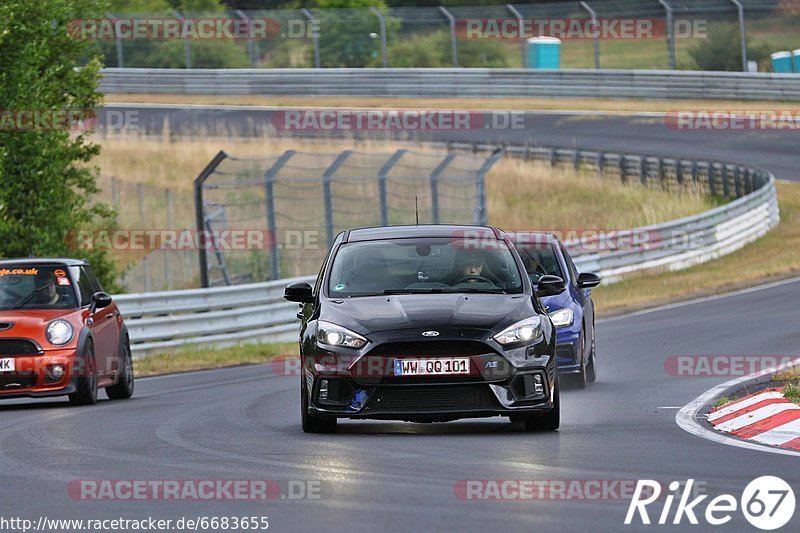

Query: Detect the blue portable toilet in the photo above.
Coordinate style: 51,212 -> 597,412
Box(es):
527,37 -> 561,69
771,51 -> 793,73
793,49 -> 800,73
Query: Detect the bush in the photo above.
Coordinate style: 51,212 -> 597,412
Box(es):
687,22 -> 771,71
383,29 -> 511,68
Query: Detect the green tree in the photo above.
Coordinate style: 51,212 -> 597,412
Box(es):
312,0 -> 399,67
0,0 -> 118,290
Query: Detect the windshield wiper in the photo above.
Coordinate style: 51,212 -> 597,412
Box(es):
11,285 -> 49,310
443,287 -> 506,294
382,288 -> 445,294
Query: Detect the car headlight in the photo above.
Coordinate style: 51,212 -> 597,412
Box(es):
548,308 -> 574,328
493,316 -> 542,345
316,321 -> 367,349
46,319 -> 73,346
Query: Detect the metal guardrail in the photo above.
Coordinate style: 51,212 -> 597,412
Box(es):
114,142 -> 779,358
99,68 -> 800,101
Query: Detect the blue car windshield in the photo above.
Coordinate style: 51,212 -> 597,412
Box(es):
516,245 -> 564,283
0,265 -> 78,310
328,237 -> 524,296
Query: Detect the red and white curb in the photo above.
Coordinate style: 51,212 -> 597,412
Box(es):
708,388 -> 800,452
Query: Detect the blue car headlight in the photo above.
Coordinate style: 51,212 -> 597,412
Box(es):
548,308 -> 573,328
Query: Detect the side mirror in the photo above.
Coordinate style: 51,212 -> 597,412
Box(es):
577,272 -> 602,289
90,291 -> 112,313
536,275 -> 566,297
284,282 -> 314,303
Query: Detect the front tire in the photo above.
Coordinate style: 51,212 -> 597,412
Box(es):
106,337 -> 134,400
69,340 -> 97,406
586,322 -> 597,383
301,379 -> 337,434
570,330 -> 588,389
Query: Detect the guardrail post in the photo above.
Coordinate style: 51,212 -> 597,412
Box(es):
619,154 -> 626,183
706,162 -> 717,196
302,8 -> 320,68
236,10 -> 257,67
658,0 -> 676,70
263,151 -> 296,280
506,4 -> 527,68
172,11 -> 191,68
377,150 -> 406,226
676,160 -> 684,186
734,166 -> 742,197
194,151 -> 228,288
106,13 -> 124,67
322,151 -> 352,247
430,153 -> 457,224
370,7 -> 389,68
580,2 -> 600,69
598,152 -> 605,173
639,156 -> 646,185
730,0 -> 748,71
691,160 -> 698,186
439,6 -> 459,67
573,150 -> 580,170
721,164 -> 730,198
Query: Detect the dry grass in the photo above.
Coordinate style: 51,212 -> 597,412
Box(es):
593,181 -> 800,316
103,93 -> 800,114
95,133 -> 715,233
135,342 -> 294,377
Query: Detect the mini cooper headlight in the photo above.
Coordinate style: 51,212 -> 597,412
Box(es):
46,319 -> 73,346
493,316 -> 542,345
316,321 -> 367,349
548,308 -> 574,328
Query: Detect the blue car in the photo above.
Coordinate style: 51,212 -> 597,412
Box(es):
515,234 -> 601,388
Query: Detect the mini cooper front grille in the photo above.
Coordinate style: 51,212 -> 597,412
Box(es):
0,339 -> 42,356
0,374 -> 38,390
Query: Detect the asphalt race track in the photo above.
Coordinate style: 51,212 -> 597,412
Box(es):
101,104 -> 800,180
2,278 -> 799,531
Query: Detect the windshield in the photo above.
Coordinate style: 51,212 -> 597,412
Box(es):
516,244 -> 565,283
327,237 -> 524,297
0,265 -> 78,310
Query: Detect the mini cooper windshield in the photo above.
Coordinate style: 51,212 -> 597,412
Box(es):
327,237 -> 524,296
0,265 -> 77,310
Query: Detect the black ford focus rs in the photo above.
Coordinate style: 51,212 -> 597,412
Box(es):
284,225 -> 566,433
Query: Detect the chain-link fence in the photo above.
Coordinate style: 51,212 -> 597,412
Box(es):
85,1 -> 797,71
194,149 -> 502,287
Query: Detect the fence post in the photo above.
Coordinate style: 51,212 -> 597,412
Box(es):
676,160 -> 684,186
377,149 -> 406,226
172,11 -> 191,68
474,148 -> 504,225
322,151 -> 353,247
430,153 -> 456,224
106,13 -> 124,68
730,0 -> 748,72
580,2 -> 600,69
734,165 -> 742,197
236,10 -> 257,67
165,189 -> 173,289
137,183 -> 150,291
658,0 -> 676,70
438,6 -> 458,67
194,150 -> 228,288
302,8 -> 321,68
263,150 -> 296,280
370,6 -> 389,68
506,4 -> 527,68
721,164 -> 730,198
639,156 -> 646,185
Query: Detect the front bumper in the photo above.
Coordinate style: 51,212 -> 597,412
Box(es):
555,328 -> 582,373
0,350 -> 79,399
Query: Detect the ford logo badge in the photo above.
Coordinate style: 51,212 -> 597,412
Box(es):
422,331 -> 439,337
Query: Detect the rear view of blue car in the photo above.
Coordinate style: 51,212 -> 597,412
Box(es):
516,234 -> 601,388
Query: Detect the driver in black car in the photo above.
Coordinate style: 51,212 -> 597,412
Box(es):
445,253 -> 489,285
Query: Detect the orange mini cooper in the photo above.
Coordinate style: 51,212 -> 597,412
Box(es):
0,258 -> 133,405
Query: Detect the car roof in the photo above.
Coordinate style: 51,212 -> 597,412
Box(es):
0,258 -> 88,267
343,225 -> 504,243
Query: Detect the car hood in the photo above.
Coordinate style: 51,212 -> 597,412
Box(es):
320,293 -> 535,334
0,310 -> 78,331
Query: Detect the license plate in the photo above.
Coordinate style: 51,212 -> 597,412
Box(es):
393,357 -> 470,376
0,358 -> 15,372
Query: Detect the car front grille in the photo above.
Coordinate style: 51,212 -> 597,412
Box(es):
367,340 -> 492,357
0,339 -> 42,356
365,385 -> 499,412
0,374 -> 38,390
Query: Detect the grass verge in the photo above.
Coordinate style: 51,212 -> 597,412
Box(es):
135,342 -> 295,377
104,93 -> 800,114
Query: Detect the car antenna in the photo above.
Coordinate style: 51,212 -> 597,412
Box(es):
415,196 -> 419,226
